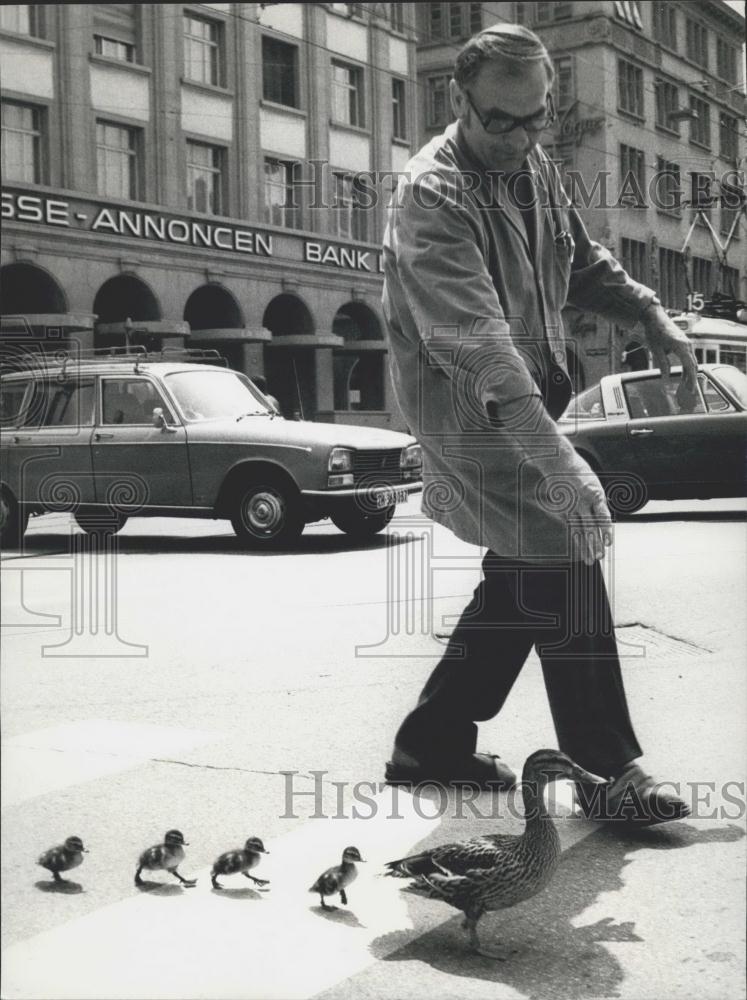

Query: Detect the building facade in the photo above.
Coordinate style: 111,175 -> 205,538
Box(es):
417,0 -> 747,387
2,2 -> 745,419
0,2 -> 417,426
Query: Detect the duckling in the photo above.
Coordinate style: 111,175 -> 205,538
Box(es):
310,846 -> 365,910
385,749 -> 607,958
37,836 -> 88,883
211,836 -> 270,890
135,829 -> 197,887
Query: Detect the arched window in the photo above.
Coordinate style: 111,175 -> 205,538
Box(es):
184,284 -> 243,331
0,262 -> 67,315
93,274 -> 161,324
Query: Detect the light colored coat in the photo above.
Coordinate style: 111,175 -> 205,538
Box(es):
382,123 -> 655,560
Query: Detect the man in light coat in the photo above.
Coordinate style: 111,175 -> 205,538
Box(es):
382,24 -> 695,823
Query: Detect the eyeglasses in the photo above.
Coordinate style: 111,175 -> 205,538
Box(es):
463,90 -> 556,135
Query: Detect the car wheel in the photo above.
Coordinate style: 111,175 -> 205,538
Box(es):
231,480 -> 304,548
598,473 -> 648,516
0,488 -> 28,549
74,511 -> 128,536
330,503 -> 395,539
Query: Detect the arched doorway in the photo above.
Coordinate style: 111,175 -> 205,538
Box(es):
184,284 -> 243,331
93,274 -> 162,349
622,340 -> 650,371
263,294 -> 316,418
0,262 -> 68,314
0,262 -> 96,361
184,283 -> 244,369
332,302 -> 385,412
94,274 -> 161,324
332,302 -> 381,342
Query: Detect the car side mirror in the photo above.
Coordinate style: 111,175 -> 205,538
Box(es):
153,407 -> 177,432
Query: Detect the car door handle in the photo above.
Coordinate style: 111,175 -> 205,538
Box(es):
94,432 -> 115,441
13,435 -> 32,443
630,428 -> 654,436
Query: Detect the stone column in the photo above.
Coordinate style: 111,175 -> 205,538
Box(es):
234,3 -> 258,222
150,5 -> 182,208
239,340 -> 265,377
56,5 -> 95,192
306,4 -> 331,236
315,346 -> 335,413
370,17 -> 391,246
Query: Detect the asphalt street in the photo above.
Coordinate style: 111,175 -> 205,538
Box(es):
1,496 -> 745,1000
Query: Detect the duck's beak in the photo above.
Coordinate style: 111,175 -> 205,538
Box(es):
570,764 -> 608,785
82,848 -> 89,853
262,848 -> 270,854
182,841 -> 190,846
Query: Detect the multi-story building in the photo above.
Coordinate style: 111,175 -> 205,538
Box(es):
2,2 -> 745,416
416,0 -> 747,387
0,3 -> 417,426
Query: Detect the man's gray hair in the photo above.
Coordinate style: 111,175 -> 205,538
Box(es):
454,23 -> 554,88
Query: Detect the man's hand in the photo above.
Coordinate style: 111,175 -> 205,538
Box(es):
571,481 -> 613,566
641,302 -> 698,392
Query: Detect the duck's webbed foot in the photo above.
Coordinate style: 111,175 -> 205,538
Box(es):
52,871 -> 64,883
172,869 -> 197,887
211,875 -> 223,889
339,889 -> 348,905
320,896 -> 336,910
465,916 -> 508,961
134,867 -> 144,887
249,875 -> 269,887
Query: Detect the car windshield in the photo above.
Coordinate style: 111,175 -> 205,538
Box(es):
165,369 -> 271,421
713,365 -> 747,408
561,384 -> 604,421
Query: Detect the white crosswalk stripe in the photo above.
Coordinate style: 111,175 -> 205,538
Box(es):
2,771 -> 592,1000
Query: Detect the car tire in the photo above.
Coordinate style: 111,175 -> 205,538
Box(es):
0,488 -> 28,549
330,503 -> 395,539
231,479 -> 304,549
74,510 -> 128,536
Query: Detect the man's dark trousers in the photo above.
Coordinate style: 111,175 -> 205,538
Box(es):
394,551 -> 642,776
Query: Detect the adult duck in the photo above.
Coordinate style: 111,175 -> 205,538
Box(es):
384,749 -> 606,957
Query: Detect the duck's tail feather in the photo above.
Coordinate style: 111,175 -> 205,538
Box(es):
384,853 -> 438,878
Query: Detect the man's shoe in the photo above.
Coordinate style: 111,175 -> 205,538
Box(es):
576,763 -> 690,826
384,751 -> 516,790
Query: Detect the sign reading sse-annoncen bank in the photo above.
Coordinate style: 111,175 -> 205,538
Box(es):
1,188 -> 384,275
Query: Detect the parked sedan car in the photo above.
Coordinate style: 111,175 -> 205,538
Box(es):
0,352 -> 422,548
558,364 -> 747,514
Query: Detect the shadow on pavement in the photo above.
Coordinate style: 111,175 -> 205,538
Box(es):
616,510 -> 745,523
210,885 -> 265,900
311,904 -> 366,930
371,822 -> 744,999
133,880 -> 186,895
12,530 -> 419,559
34,879 -> 84,894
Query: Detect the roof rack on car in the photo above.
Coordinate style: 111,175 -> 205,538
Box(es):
0,345 -> 230,375
151,348 -> 229,367
0,345 -> 150,375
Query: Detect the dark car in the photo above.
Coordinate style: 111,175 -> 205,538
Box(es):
0,351 -> 422,548
558,364 -> 747,514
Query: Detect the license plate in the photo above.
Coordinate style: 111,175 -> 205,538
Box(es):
375,488 -> 408,508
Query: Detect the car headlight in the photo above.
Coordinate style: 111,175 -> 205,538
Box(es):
328,447 -> 354,473
400,444 -> 422,479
